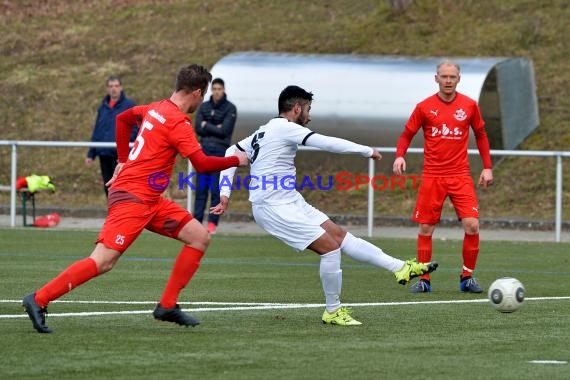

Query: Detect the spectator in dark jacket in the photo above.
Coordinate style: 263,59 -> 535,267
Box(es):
194,78 -> 237,233
85,75 -> 137,197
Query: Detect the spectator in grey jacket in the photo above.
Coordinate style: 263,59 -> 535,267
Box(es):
194,78 -> 237,233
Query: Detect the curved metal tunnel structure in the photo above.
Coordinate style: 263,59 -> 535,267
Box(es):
209,52 -> 539,150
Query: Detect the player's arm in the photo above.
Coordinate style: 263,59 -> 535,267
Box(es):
211,137 -> 253,216
187,149 -> 247,173
173,120 -> 247,173
194,106 -> 207,137
116,105 -> 148,163
209,147 -> 240,216
471,105 -> 494,188
303,133 -> 376,158
393,105 -> 422,175
107,105 -> 148,186
219,136 -> 254,200
280,121 -> 375,158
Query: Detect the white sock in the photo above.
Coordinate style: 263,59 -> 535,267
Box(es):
340,232 -> 404,272
319,249 -> 342,313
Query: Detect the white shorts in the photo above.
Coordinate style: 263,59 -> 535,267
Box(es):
252,198 -> 329,251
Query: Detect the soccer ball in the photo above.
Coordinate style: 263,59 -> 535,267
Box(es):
488,277 -> 525,313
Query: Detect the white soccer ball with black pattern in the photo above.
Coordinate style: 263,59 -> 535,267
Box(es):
488,277 -> 525,313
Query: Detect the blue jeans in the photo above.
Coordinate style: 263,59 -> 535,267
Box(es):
193,145 -> 226,224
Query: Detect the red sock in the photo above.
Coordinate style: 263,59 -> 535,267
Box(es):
417,235 -> 433,281
159,246 -> 204,309
35,257 -> 99,307
462,233 -> 480,278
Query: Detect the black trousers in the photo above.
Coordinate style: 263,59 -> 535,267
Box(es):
99,155 -> 118,198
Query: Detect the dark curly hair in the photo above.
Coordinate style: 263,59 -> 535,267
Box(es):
278,85 -> 313,113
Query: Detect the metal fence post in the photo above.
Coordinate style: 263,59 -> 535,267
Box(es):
10,143 -> 17,227
367,158 -> 374,237
555,154 -> 562,242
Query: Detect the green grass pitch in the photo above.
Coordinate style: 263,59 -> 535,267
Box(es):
1,228 -> 569,379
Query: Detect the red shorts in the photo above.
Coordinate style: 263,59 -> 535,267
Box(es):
96,196 -> 193,253
412,176 -> 479,224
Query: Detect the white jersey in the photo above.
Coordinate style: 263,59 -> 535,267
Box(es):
220,117 -> 373,205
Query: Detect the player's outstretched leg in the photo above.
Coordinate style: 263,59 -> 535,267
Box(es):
22,293 -> 52,334
153,304 -> 200,327
340,232 -> 405,272
339,232 -> 437,286
394,259 -> 438,285
22,257 -> 100,333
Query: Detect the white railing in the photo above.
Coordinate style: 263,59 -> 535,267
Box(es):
1,140 -> 568,241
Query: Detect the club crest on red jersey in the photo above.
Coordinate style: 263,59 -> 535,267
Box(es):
454,108 -> 467,121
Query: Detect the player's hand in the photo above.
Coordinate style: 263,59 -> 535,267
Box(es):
85,158 -> 93,167
478,168 -> 494,188
105,162 -> 124,187
234,150 -> 249,166
210,195 -> 230,215
370,148 -> 382,161
393,157 -> 407,175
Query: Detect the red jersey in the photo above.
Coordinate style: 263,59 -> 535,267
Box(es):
396,92 -> 492,177
112,99 -> 238,203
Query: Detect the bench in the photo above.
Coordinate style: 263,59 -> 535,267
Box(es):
0,185 -> 47,226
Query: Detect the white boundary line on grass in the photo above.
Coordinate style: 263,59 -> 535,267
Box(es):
1,296 -> 569,319
0,300 -> 280,305
528,360 -> 567,364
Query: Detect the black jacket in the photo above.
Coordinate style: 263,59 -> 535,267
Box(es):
194,94 -> 237,150
87,91 -> 137,159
